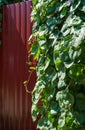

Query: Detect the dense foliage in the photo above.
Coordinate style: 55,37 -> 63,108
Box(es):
30,0 -> 85,129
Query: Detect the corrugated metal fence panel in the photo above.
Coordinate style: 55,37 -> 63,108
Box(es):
0,7 -> 2,123
0,1 -> 37,130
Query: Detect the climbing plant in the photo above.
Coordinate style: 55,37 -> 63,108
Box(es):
29,0 -> 85,129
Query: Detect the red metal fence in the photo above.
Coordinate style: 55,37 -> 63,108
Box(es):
0,1 -> 37,130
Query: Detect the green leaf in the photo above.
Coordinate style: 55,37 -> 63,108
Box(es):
58,116 -> 65,127
64,61 -> 74,68
44,57 -> 50,70
47,17 -> 57,26
37,117 -> 51,129
31,104 -> 39,121
46,4 -> 56,14
70,1 -> 81,12
69,64 -> 84,79
60,8 -> 67,18
30,43 -> 40,59
50,102 -> 59,115
51,73 -> 58,87
56,89 -> 68,101
55,59 -> 62,70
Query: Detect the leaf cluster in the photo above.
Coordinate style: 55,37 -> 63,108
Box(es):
30,0 -> 85,130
